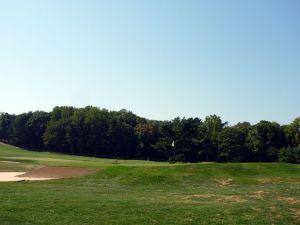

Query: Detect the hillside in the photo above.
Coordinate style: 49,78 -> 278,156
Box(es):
0,143 -> 299,225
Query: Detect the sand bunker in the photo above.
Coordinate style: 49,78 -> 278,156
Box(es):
0,161 -> 20,164
0,172 -> 52,182
0,167 -> 95,182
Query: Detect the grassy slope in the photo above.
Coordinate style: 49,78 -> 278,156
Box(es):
0,143 -> 299,225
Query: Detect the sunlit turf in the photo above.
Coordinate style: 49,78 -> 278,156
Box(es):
0,143 -> 299,225
0,143 -> 166,168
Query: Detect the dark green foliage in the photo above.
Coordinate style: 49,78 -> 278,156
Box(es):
135,122 -> 160,159
171,117 -> 203,162
43,106 -> 75,152
278,147 -> 300,163
283,117 -> 300,147
199,115 -> 226,161
0,113 -> 15,142
218,127 -> 248,162
25,111 -> 50,148
0,111 -> 50,148
168,153 -> 185,163
247,121 -> 285,162
0,106 -> 298,163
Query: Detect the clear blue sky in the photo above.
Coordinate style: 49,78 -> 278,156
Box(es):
0,0 -> 299,125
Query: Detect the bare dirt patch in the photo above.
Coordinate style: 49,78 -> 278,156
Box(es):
17,167 -> 96,179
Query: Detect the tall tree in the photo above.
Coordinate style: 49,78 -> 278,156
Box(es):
135,122 -> 161,159
218,127 -> 247,162
284,117 -> 300,147
200,115 -> 227,161
43,106 -> 75,152
0,113 -> 15,142
25,111 -> 50,148
247,121 -> 285,162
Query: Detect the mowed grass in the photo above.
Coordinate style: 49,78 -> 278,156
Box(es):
0,143 -> 299,225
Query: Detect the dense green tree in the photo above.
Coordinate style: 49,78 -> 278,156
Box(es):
0,106 -> 298,163
283,117 -> 300,147
135,122 -> 160,159
199,115 -> 227,161
157,117 -> 204,162
0,113 -> 15,142
278,146 -> 300,163
25,111 -> 50,148
12,112 -> 33,146
218,127 -> 247,162
247,121 -> 285,162
152,121 -> 175,160
84,107 -> 111,157
43,106 -> 75,152
67,108 -> 89,155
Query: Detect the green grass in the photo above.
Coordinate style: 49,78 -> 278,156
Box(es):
0,143 -> 299,225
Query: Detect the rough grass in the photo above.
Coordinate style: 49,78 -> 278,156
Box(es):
0,143 -> 299,225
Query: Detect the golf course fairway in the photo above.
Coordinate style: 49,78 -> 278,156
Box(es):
0,143 -> 299,225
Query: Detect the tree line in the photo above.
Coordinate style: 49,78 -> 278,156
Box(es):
0,106 -> 299,163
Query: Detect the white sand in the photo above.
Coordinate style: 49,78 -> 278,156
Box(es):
0,161 -> 20,164
0,172 -> 54,182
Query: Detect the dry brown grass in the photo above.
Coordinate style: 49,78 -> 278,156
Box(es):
278,197 -> 299,205
182,193 -> 247,204
214,178 -> 233,187
191,194 -> 215,198
290,208 -> 300,221
217,195 -> 247,203
250,190 -> 267,200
